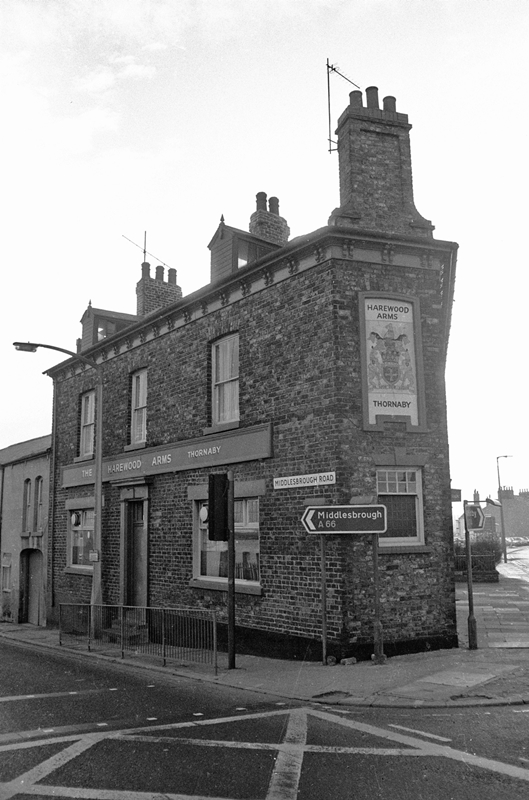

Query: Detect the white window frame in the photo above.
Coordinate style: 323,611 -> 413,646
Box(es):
80,390 -> 95,458
377,467 -> 424,547
68,508 -> 95,572
212,334 -> 239,426
195,496 -> 260,586
131,369 -> 147,445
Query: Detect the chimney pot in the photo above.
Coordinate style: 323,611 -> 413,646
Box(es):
349,90 -> 363,108
256,191 -> 267,211
383,95 -> 396,112
141,261 -> 150,278
168,268 -> 177,285
365,86 -> 379,109
155,265 -> 164,281
269,196 -> 279,215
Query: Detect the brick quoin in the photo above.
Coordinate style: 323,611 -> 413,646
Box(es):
47,88 -> 458,661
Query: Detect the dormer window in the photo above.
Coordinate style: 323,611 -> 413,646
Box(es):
97,319 -> 117,341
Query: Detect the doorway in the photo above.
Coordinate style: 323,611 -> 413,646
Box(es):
124,500 -> 148,607
19,549 -> 44,625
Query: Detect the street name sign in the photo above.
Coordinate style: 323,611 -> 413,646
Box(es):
465,503 -> 485,530
301,505 -> 387,534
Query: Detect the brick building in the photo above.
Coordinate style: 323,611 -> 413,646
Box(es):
46,88 -> 458,659
0,435 -> 51,624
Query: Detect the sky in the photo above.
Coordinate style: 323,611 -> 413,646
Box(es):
1,0 -> 528,516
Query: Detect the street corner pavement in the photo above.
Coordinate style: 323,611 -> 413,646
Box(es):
2,552 -> 529,709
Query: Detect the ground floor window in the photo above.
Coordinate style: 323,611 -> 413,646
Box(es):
377,468 -> 424,546
197,497 -> 259,583
69,509 -> 94,569
1,553 -> 12,592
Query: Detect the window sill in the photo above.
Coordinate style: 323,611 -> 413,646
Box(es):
124,442 -> 147,452
64,567 -> 94,575
203,421 -> 240,436
74,455 -> 94,463
378,545 -> 432,554
189,578 -> 262,596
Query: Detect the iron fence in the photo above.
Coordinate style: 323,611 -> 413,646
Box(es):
454,553 -> 498,574
59,604 -> 218,674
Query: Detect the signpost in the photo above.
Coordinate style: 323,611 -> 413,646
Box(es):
302,504 -> 388,666
463,500 -> 484,650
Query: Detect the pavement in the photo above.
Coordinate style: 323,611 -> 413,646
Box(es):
2,554 -> 529,709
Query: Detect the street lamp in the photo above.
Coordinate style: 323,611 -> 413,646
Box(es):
14,341 -> 103,611
496,454 -> 513,564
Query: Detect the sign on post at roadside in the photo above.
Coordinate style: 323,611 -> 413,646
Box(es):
301,505 -> 387,534
465,504 -> 485,530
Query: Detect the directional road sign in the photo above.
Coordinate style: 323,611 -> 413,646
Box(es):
465,503 -> 485,530
301,505 -> 387,534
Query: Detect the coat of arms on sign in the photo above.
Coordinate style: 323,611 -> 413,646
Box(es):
367,324 -> 416,391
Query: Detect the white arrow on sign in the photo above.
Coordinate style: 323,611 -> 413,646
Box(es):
301,505 -> 387,534
303,508 -> 317,531
465,503 -> 485,530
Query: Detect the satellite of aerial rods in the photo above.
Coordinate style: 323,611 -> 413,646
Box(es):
122,231 -> 171,268
326,59 -> 362,154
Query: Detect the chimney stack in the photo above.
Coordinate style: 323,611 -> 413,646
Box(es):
136,261 -> 182,317
328,87 -> 434,238
249,191 -> 290,246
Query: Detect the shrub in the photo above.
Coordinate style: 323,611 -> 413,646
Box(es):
454,533 -> 502,564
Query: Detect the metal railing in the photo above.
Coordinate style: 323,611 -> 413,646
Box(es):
59,604 -> 218,674
454,553 -> 498,574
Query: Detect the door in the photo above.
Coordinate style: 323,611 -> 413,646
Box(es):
19,549 -> 44,625
125,501 -> 147,607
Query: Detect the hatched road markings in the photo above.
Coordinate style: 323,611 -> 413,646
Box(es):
2,706 -> 529,799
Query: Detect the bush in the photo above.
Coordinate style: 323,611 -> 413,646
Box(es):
454,533 -> 502,564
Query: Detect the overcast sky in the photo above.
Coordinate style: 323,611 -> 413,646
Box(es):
1,0 -> 527,512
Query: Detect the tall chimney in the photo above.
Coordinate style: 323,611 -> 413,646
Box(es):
328,88 -> 434,238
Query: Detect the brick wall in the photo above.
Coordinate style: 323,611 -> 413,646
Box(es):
49,248 -> 457,657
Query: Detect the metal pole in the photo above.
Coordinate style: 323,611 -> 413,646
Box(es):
464,500 -> 478,649
91,372 -> 103,608
320,535 -> 327,665
372,532 -> 386,664
497,456 -> 510,564
227,471 -> 236,669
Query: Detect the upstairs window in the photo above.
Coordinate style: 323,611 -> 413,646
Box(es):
131,369 -> 147,445
97,319 -> 117,341
377,468 -> 424,547
80,390 -> 95,458
212,334 -> 239,426
34,476 -> 44,532
22,479 -> 31,533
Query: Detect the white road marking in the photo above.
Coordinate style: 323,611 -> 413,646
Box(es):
266,707 -> 306,800
389,723 -> 452,742
0,688 -> 120,703
2,705 -> 529,800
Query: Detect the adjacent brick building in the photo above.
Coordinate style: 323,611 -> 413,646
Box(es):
46,88 -> 458,659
